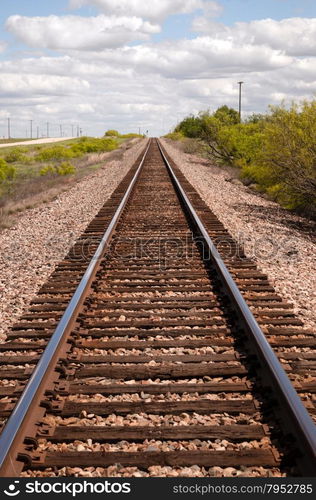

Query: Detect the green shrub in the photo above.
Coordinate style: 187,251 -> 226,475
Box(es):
169,99 -> 316,213
4,147 -> 30,164
56,162 -> 76,175
105,129 -> 120,137
255,101 -> 316,211
217,122 -> 265,167
175,115 -> 204,138
164,131 -> 185,141
213,105 -> 240,125
0,158 -> 16,182
36,146 -> 75,162
39,165 -> 57,176
35,138 -> 120,161
71,137 -> 118,154
39,162 -> 76,176
119,133 -> 143,139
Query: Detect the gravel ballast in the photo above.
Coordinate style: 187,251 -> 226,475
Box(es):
161,139 -> 316,331
0,139 -> 147,341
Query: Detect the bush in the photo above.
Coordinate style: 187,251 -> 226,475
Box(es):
169,99 -> 316,214
164,131 -> 185,141
40,162 -> 76,176
119,133 -> 143,139
175,115 -> 204,138
104,130 -> 143,139
254,101 -> 316,211
213,105 -> 240,125
105,130 -> 120,137
36,146 -> 75,162
217,122 -> 265,167
39,165 -> 56,176
0,158 -> 16,182
4,147 -> 30,164
56,162 -> 76,175
70,137 -> 118,155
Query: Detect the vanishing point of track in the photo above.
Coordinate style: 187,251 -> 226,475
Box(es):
0,139 -> 315,477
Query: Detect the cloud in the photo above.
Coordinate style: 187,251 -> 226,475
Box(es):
2,7 -> 315,137
69,0 -> 223,22
203,1 -> 223,18
0,73 -> 89,97
6,14 -> 160,50
76,37 -> 292,79
192,17 -> 316,56
0,50 -> 314,137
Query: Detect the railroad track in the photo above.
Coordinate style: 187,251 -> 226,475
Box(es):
0,139 -> 315,477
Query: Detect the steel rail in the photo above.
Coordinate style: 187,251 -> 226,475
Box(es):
0,140 -> 151,476
157,139 -> 316,476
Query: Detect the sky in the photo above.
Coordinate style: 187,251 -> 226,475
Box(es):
0,0 -> 315,137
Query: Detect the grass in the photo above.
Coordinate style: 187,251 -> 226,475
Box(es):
0,135 -> 143,229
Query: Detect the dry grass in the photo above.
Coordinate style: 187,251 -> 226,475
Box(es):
0,175 -> 77,228
166,137 -> 208,156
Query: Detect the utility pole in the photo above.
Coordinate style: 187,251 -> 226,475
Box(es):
30,120 -> 33,139
7,118 -> 11,139
60,124 -> 62,137
77,125 -> 79,137
47,122 -> 50,138
238,81 -> 244,122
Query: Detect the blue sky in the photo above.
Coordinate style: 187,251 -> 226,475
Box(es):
2,0 -> 316,42
0,0 -> 315,137
158,0 -> 316,41
1,0 -> 316,25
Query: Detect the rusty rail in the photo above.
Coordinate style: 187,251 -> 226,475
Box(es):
0,140 -> 150,476
157,139 -> 316,476
0,138 -> 315,476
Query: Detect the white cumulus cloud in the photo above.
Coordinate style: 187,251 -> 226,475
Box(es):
1,7 -> 315,137
78,37 -> 292,79
0,73 -> 89,96
192,16 -> 316,56
6,14 -> 160,50
69,0 -> 223,22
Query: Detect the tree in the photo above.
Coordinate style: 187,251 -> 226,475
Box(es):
213,105 -> 240,125
257,101 -> 316,210
175,115 -> 204,138
168,98 -> 316,214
